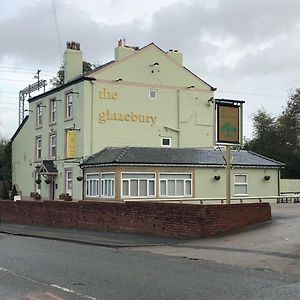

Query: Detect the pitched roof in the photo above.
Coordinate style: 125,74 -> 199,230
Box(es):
11,115 -> 29,141
80,147 -> 284,169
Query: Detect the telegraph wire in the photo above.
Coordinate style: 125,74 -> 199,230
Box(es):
52,0 -> 63,63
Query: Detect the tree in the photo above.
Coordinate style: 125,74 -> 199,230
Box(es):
51,61 -> 96,87
244,88 -> 300,178
0,138 -> 12,198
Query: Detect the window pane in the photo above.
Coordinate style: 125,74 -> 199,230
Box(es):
130,180 -> 138,196
235,175 -> 247,183
160,174 -> 192,180
185,180 -> 192,195
123,173 -> 155,179
111,180 -> 115,197
149,180 -> 155,196
87,174 -> 99,180
160,180 -> 166,196
139,180 -> 147,196
176,180 -> 184,196
122,180 -> 129,196
168,180 -> 175,196
102,173 -> 114,179
235,185 -> 247,195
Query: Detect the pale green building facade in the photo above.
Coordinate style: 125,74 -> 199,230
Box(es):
12,41 -> 218,201
12,41 -> 283,202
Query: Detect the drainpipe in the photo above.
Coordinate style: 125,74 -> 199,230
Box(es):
90,81 -> 94,155
177,89 -> 181,147
82,168 -> 85,201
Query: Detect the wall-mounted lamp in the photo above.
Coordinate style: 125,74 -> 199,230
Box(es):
186,85 -> 195,89
207,97 -> 214,106
214,175 -> 221,181
264,175 -> 271,181
115,78 -> 123,82
37,104 -> 46,108
76,176 -> 83,181
65,124 -> 81,131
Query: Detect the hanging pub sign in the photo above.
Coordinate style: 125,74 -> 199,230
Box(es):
215,98 -> 245,145
67,131 -> 77,158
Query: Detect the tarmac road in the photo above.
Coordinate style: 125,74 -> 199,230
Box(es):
0,231 -> 299,300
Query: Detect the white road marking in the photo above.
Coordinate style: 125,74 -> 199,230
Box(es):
51,284 -> 97,299
0,266 -> 97,300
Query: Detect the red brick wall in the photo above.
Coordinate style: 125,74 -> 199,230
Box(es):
0,200 -> 271,238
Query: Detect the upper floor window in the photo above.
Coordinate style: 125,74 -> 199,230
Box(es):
49,133 -> 56,159
50,100 -> 57,124
161,137 -> 171,148
148,89 -> 158,100
66,93 -> 73,119
234,174 -> 248,196
35,136 -> 42,160
36,103 -> 43,127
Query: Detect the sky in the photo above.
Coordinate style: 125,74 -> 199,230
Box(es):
1,0 -> 300,140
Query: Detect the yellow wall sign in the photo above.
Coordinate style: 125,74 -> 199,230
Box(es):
99,109 -> 157,127
99,88 -> 118,100
67,131 -> 77,158
217,104 -> 240,144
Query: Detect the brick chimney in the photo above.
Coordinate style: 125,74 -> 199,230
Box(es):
64,41 -> 83,83
114,39 -> 138,61
166,49 -> 183,65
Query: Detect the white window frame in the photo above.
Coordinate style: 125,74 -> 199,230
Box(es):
161,137 -> 171,148
100,173 -> 115,198
36,103 -> 43,127
35,136 -> 42,160
86,173 -> 99,197
50,100 -> 57,123
148,89 -> 158,100
66,93 -> 73,119
49,134 -> 56,159
234,174 -> 248,196
65,170 -> 72,195
121,172 -> 156,198
159,173 -> 192,198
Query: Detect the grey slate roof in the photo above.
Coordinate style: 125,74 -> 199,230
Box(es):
80,147 -> 284,169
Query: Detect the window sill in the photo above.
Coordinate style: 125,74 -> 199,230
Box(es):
64,117 -> 73,122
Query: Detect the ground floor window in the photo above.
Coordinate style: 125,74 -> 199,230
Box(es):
101,173 -> 115,198
159,173 -> 192,197
234,174 -> 248,196
86,174 -> 99,197
122,173 -> 155,197
65,170 -> 72,195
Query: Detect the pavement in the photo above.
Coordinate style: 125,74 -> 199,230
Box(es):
0,222 -> 186,247
130,204 -> 300,276
0,203 -> 299,276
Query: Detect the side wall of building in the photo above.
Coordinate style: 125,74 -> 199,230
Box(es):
194,167 -> 279,200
